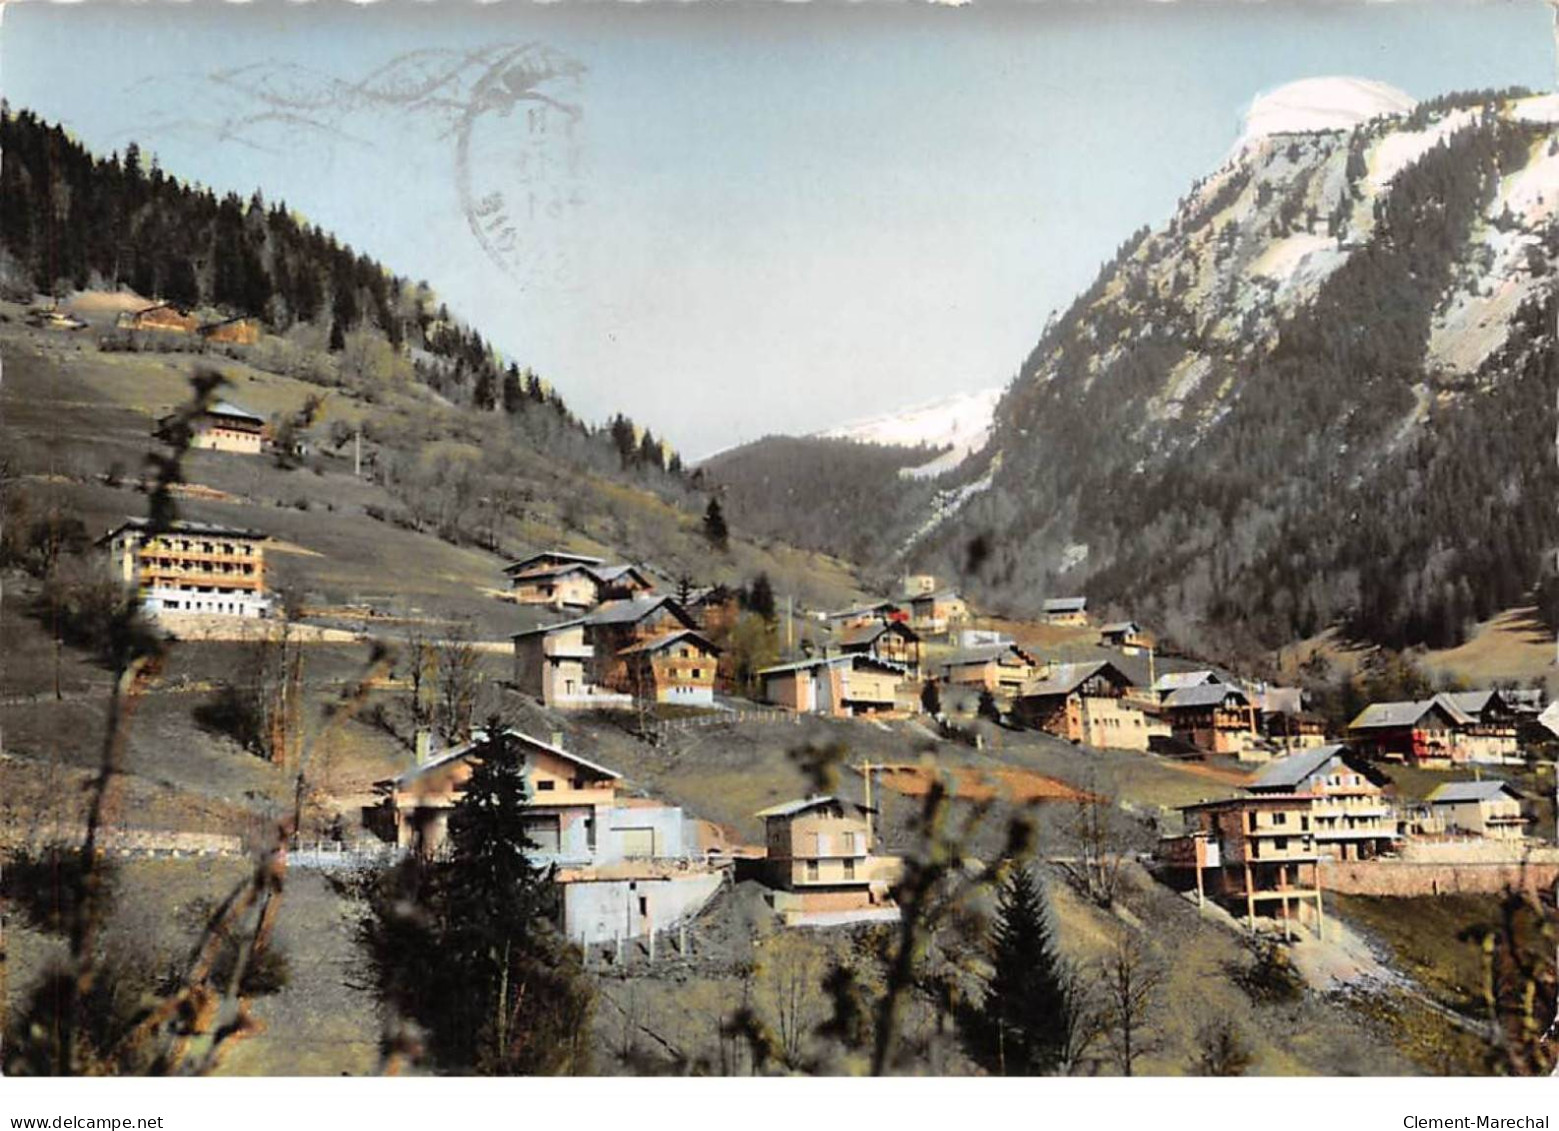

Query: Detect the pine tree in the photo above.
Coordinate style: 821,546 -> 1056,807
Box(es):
747,572 -> 777,623
703,497 -> 730,551
413,721 -> 595,1074
969,865 -> 1079,1075
920,677 -> 942,717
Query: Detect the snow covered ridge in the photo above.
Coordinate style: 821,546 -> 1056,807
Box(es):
1239,76 -> 1416,146
816,387 -> 1002,479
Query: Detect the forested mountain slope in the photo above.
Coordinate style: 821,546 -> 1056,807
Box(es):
905,84 -> 1559,653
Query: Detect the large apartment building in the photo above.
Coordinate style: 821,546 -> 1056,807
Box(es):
100,517 -> 270,618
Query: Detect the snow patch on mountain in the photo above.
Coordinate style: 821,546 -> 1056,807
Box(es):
1427,98 -> 1559,377
1240,77 -> 1415,146
1368,109 -> 1477,191
818,387 -> 1001,479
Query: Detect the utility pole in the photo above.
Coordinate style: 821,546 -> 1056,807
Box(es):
354,426 -> 362,478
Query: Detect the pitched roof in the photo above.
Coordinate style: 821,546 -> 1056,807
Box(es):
758,653 -> 903,677
1100,621 -> 1141,635
754,794 -> 872,819
503,550 -> 606,576
839,620 -> 918,648
591,563 -> 651,585
1247,744 -> 1351,790
943,644 -> 1033,668
393,728 -> 622,788
1153,670 -> 1222,693
910,589 -> 962,604
1434,690 -> 1513,720
585,594 -> 693,627
98,516 -> 267,544
1162,683 -> 1250,710
616,628 -> 721,657
206,400 -> 265,423
758,656 -> 849,677
1018,660 -> 1130,698
1426,780 -> 1523,804
1043,596 -> 1088,613
1349,698 -> 1472,731
508,562 -> 599,583
826,601 -> 901,620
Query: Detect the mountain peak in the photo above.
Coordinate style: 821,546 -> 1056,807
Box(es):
1240,76 -> 1416,145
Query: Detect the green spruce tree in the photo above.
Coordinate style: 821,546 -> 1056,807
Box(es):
969,864 -> 1080,1075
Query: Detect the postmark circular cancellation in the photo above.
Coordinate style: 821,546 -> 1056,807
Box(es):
146,42 -> 588,290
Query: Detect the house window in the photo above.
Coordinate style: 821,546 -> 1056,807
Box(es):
843,859 -> 856,880
1272,812 -> 1286,825
805,860 -> 819,882
1273,837 -> 1289,851
536,780 -> 555,791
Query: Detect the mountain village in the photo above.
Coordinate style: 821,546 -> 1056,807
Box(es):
60,388 -> 1559,962
4,70 -> 1559,1078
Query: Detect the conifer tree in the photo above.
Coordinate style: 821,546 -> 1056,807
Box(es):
968,864 -> 1080,1075
369,721 -> 594,1075
703,497 -> 730,552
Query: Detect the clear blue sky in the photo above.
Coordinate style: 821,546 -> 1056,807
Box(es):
4,1 -> 1554,458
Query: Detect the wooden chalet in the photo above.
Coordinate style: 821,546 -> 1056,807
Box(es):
118,301 -> 198,335
157,399 -> 267,455
1041,596 -> 1088,627
1347,698 -> 1472,766
837,619 -> 921,677
940,642 -> 1037,701
1158,683 -> 1261,756
1012,660 -> 1167,750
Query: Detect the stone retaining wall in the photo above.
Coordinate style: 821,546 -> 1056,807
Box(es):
1321,858 -> 1559,897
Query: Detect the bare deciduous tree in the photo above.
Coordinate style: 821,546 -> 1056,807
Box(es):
1065,775 -> 1129,908
1098,929 -> 1164,1077
758,933 -> 825,1068
436,623 -> 481,746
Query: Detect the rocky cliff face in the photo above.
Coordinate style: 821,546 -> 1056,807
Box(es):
914,82 -> 1559,651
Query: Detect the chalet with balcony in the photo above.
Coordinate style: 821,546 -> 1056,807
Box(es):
1423,780 -> 1529,841
1246,745 -> 1396,861
99,517 -> 269,619
591,563 -> 655,602
824,600 -> 905,631
1256,686 -> 1330,752
940,642 -> 1037,702
617,628 -> 720,706
1159,794 -> 1325,937
1347,698 -> 1471,766
837,619 -> 921,677
1011,660 -> 1169,750
378,729 -> 723,945
907,589 -> 969,635
1437,691 -> 1522,764
511,595 -> 713,708
157,400 -> 267,455
1041,596 -> 1089,627
1158,683 -> 1261,757
758,654 -> 904,717
1151,669 -> 1223,697
756,795 -> 896,921
504,551 -> 607,609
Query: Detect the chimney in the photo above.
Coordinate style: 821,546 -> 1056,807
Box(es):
414,729 -> 431,766
551,730 -> 565,750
